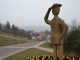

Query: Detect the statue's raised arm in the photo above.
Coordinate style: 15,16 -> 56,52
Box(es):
44,7 -> 52,25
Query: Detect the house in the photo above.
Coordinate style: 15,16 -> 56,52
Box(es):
31,33 -> 40,40
31,32 -> 50,40
31,32 -> 45,40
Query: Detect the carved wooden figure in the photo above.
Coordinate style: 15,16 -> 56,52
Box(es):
44,3 -> 68,60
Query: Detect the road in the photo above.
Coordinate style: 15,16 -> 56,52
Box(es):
0,41 -> 46,60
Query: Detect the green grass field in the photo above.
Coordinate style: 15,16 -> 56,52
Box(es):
3,48 -> 52,60
39,42 -> 52,49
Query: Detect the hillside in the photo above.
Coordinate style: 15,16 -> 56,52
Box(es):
19,26 -> 51,32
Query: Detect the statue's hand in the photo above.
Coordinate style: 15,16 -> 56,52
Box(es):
59,34 -> 63,40
59,35 -> 63,44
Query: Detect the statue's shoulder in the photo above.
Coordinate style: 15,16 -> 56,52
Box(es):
58,17 -> 62,20
58,17 -> 64,22
57,17 -> 65,25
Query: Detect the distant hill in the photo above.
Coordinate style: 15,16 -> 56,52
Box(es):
19,26 -> 51,32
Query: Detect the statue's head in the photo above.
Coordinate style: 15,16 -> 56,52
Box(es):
51,3 -> 62,15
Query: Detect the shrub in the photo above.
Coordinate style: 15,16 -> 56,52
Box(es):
63,30 -> 80,56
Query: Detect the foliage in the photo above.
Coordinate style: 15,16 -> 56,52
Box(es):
0,21 -> 32,38
12,24 -> 30,38
63,30 -> 80,56
26,30 -> 32,39
44,30 -> 51,35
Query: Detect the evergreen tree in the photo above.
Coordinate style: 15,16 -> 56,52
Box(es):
12,24 -> 20,36
6,21 -> 11,30
0,23 -> 2,32
12,24 -> 16,36
12,24 -> 15,30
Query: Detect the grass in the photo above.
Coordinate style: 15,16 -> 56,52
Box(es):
39,42 -> 52,49
3,48 -> 52,60
26,39 -> 38,43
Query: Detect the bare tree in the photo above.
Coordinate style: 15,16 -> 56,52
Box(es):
68,19 -> 80,32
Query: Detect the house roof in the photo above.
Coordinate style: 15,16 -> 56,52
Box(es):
32,33 -> 40,36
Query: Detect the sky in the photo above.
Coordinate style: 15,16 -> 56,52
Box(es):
0,0 -> 80,27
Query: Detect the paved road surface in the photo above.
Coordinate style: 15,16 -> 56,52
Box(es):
0,41 -> 45,60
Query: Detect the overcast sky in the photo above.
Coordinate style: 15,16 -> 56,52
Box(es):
0,0 -> 80,27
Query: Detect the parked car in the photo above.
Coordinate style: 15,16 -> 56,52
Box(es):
41,37 -> 47,41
